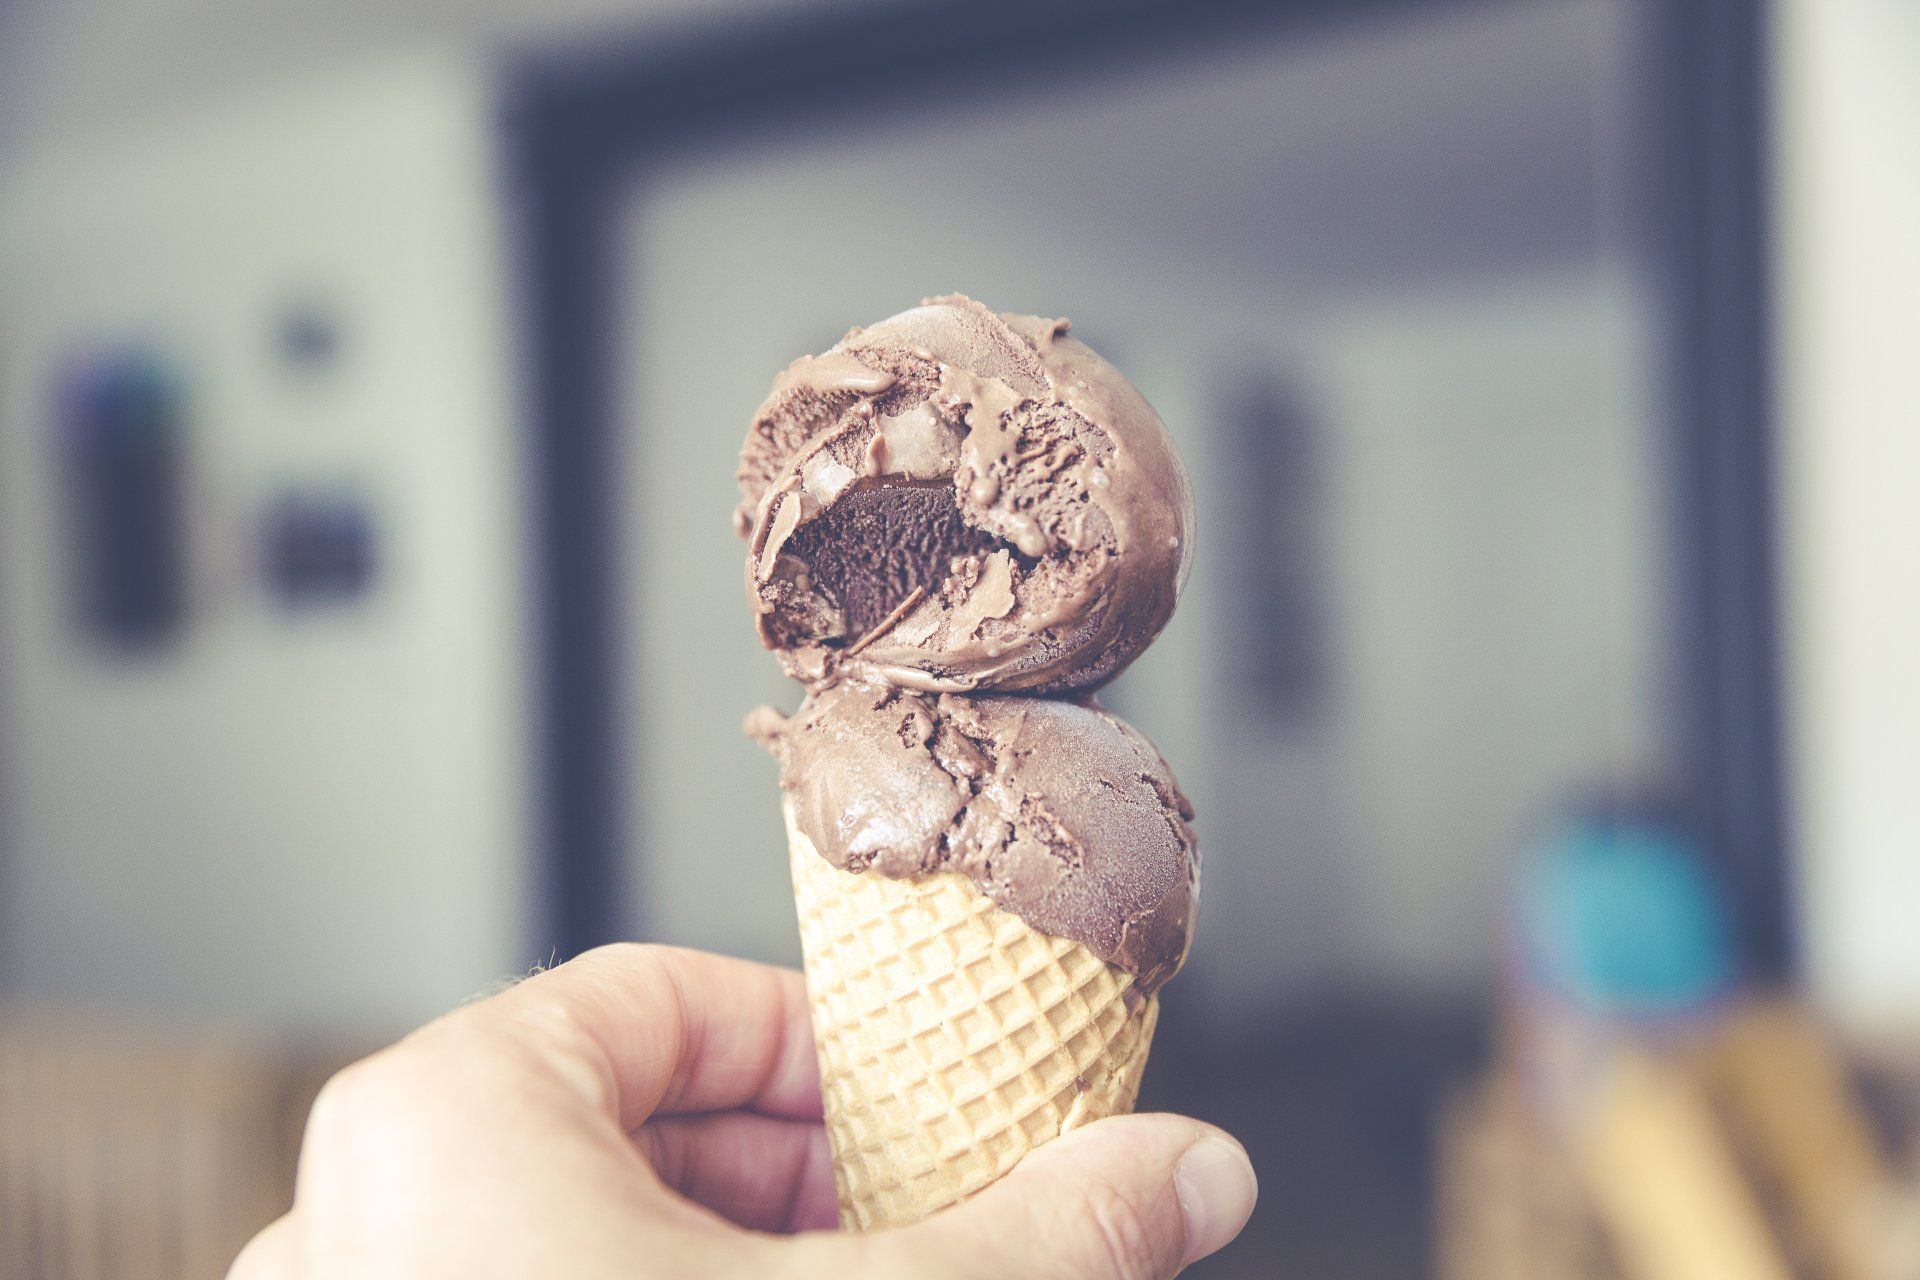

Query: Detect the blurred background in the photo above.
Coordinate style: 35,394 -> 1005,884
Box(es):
0,0 -> 1915,1276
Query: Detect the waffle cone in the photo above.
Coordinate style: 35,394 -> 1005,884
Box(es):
785,803 -> 1159,1230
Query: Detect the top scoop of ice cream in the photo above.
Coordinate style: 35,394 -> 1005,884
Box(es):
747,680 -> 1199,994
737,295 -> 1194,695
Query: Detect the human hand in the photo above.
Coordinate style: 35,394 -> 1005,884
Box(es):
229,944 -> 1256,1278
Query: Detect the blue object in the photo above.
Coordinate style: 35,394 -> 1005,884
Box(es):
58,348 -> 188,651
263,487 -> 380,609
1515,808 -> 1737,1018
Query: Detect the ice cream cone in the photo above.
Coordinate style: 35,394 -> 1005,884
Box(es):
785,802 -> 1159,1230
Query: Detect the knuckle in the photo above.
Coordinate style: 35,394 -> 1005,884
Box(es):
495,993 -> 618,1103
574,940 -> 664,972
501,985 -> 596,1053
1081,1178 -> 1166,1280
302,1050 -> 427,1152
304,1058 -> 382,1139
297,1045 -> 472,1202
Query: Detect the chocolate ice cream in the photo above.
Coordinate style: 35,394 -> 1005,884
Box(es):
742,294 -> 1200,1004
737,294 -> 1194,695
747,681 -> 1198,995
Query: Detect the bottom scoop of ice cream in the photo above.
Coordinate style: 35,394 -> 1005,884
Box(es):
747,680 -> 1198,995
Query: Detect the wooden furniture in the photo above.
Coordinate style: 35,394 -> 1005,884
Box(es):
0,1012 -> 335,1280
1437,999 -> 1918,1280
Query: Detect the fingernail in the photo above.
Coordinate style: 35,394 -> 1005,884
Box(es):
1174,1135 -> 1258,1266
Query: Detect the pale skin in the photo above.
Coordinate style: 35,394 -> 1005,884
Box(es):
229,944 -> 1258,1279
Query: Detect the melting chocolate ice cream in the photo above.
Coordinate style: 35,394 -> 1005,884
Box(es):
747,682 -> 1197,996
742,295 -> 1200,994
738,295 -> 1194,695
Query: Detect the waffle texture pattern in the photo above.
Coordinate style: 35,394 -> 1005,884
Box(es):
786,806 -> 1159,1229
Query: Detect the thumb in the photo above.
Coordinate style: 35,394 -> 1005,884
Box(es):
882,1114 -> 1257,1280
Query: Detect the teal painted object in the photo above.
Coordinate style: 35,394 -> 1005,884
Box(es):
1516,811 -> 1737,1017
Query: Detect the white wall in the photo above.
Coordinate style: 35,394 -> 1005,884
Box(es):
0,52 -> 533,1033
0,0 -> 813,154
1309,273 -> 1666,993
1774,0 -> 1920,1033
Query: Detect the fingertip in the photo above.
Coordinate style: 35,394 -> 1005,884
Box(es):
1011,1110 -> 1230,1172
1172,1133 -> 1257,1267
900,1113 -> 1253,1279
786,1126 -> 843,1232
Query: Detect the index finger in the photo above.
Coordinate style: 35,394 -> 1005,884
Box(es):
434,944 -> 823,1130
